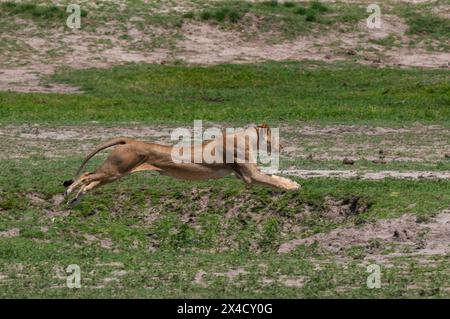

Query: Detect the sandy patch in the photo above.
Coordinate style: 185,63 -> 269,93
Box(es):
178,22 -> 340,64
0,21 -> 171,92
388,49 -> 450,69
194,270 -> 208,288
2,123 -> 450,180
0,228 -> 20,238
431,5 -> 450,19
279,275 -> 307,288
95,262 -> 124,267
2,123 -> 450,163
213,267 -> 249,280
45,209 -> 70,218
0,273 -> 10,282
0,124 -> 172,141
278,211 -> 450,257
81,232 -> 114,250
279,169 -> 450,180
178,16 -> 447,69
51,194 -> 65,206
193,267 -> 249,287
27,193 -> 47,205
359,15 -> 408,40
282,124 -> 450,163
0,66 -> 79,93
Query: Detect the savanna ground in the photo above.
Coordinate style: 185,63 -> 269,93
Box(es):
0,0 -> 449,298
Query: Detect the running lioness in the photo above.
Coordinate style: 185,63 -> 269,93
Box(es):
63,124 -> 300,205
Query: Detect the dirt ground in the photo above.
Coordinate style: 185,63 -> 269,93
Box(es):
278,210 -> 450,257
0,1 -> 448,92
2,123 -> 449,167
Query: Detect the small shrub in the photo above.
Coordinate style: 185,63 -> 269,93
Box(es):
200,11 -> 212,20
283,1 -> 296,8
262,0 -> 278,7
199,7 -> 244,24
228,9 -> 242,23
1,2 -> 65,19
182,12 -> 195,19
295,6 -> 307,15
310,1 -> 328,12
212,7 -> 230,22
407,15 -> 450,38
2,1 -> 16,10
305,11 -> 316,22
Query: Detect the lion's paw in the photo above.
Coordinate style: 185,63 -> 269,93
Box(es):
272,175 -> 301,190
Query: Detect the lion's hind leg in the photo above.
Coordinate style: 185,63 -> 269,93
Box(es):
68,180 -> 102,206
65,171 -> 121,205
64,172 -> 92,197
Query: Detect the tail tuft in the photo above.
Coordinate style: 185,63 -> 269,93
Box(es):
63,179 -> 74,187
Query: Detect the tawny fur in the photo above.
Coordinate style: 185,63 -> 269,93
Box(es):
63,125 -> 300,205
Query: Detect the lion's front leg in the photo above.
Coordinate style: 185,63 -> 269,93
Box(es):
235,163 -> 300,190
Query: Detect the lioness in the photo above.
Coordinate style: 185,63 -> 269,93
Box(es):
63,124 -> 300,205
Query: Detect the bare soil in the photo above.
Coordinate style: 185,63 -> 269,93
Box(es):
2,123 -> 449,167
282,123 -> 450,164
1,2 -> 448,92
279,169 -> 450,180
278,211 -> 450,259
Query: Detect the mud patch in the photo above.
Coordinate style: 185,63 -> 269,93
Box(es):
323,196 -> 371,222
27,193 -> 46,205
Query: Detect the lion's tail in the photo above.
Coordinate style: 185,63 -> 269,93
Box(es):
63,137 -> 132,187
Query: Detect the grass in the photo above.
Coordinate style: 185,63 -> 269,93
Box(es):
0,1 -> 88,21
1,0 -> 449,298
394,1 -> 450,40
0,2 -> 65,19
0,156 -> 449,297
0,61 -> 449,125
369,35 -> 400,48
391,0 -> 450,50
182,0 -> 364,39
407,14 -> 450,39
1,0 -> 447,58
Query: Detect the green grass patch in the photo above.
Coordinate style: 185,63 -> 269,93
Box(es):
0,1 -> 87,22
0,61 -> 448,125
407,14 -> 450,39
1,2 -> 64,19
0,156 -> 449,297
393,0 -> 450,41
